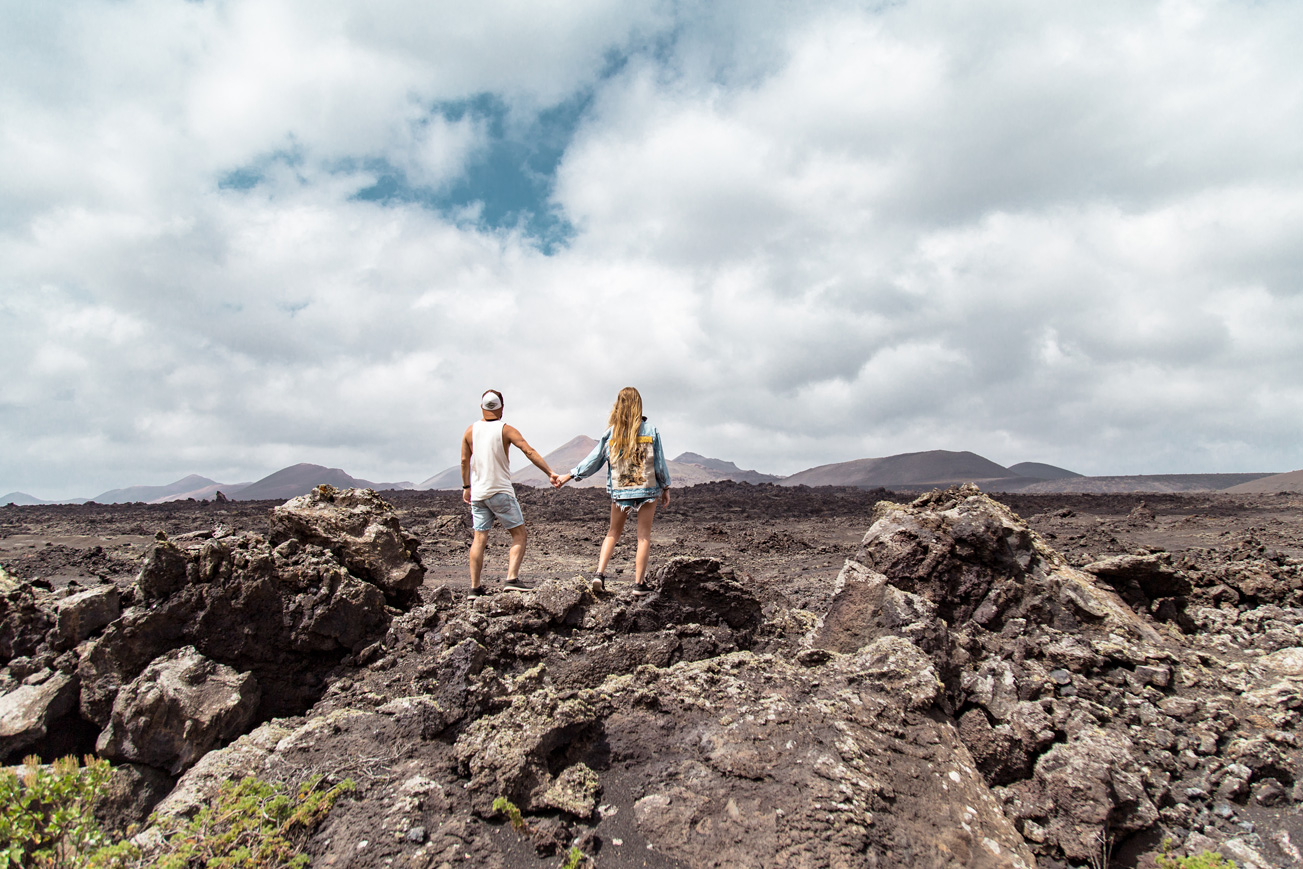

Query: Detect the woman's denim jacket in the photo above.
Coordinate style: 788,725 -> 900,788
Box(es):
570,419 -> 671,500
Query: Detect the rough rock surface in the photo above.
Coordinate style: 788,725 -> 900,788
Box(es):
96,645 -> 260,774
0,670 -> 78,757
268,485 -> 425,603
55,584 -> 120,647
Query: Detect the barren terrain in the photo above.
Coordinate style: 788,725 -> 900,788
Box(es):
3,483 -> 1302,868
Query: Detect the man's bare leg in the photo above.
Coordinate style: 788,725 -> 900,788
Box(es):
469,530 -> 489,589
597,502 -> 628,576
506,524 -> 527,580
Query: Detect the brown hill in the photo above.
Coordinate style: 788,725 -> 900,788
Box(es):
1016,473 -> 1278,494
781,450 -> 1013,489
1222,469 -> 1303,494
232,464 -> 410,501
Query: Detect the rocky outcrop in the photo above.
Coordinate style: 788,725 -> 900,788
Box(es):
79,506 -> 406,727
0,670 -> 78,757
815,485 -> 1301,867
55,584 -> 120,648
96,646 -> 259,775
1,487 -> 421,782
268,486 -> 425,603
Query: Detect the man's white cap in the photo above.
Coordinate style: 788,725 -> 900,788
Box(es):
481,391 -> 503,411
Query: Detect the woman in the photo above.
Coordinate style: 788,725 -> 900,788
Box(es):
553,387 -> 671,594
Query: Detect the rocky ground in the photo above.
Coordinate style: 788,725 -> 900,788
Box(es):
1,483 -> 1301,868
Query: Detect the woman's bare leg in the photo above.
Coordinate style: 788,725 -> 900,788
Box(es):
596,501 -> 628,575
633,502 -> 658,585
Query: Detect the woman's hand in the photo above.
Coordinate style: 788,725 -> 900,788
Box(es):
552,473 -> 572,489
659,488 -> 670,507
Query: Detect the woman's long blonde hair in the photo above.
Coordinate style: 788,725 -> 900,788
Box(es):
607,387 -> 644,461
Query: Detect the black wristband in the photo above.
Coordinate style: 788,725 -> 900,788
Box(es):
462,485 -> 470,489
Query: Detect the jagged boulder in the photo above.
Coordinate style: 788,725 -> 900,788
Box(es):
0,670 -> 78,759
268,486 -> 425,603
1007,727 -> 1159,862
96,646 -> 259,774
136,538 -> 189,599
822,486 -> 1182,864
80,528 -> 394,725
617,557 -> 763,639
0,584 -> 54,663
56,584 -> 120,647
856,485 -> 1159,642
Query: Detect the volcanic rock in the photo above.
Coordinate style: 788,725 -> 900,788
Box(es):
55,584 -> 120,647
79,499 -> 408,725
268,485 -> 425,603
96,645 -> 260,774
0,670 -> 78,757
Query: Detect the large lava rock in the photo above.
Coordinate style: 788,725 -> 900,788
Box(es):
80,495 -> 411,726
269,485 -> 425,604
0,670 -> 78,757
96,646 -> 259,775
816,485 -> 1181,865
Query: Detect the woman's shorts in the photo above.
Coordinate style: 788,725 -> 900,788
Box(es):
614,495 -> 659,518
471,492 -> 525,531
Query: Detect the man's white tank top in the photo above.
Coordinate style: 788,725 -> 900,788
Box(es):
471,419 -> 514,501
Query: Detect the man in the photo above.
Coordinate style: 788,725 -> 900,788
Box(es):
460,389 -> 558,596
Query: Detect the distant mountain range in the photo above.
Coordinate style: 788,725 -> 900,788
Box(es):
4,449 -> 1298,505
2,464 -> 413,505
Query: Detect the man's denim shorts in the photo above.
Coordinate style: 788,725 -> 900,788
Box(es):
470,492 -> 525,531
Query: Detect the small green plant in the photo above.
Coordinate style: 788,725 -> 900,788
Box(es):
121,775 -> 354,869
492,796 -> 528,832
0,753 -> 352,869
561,844 -> 589,868
1156,839 -> 1236,869
0,754 -> 112,869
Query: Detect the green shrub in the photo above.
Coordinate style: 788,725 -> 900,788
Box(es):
491,796 -> 527,832
561,845 -> 589,868
93,775 -> 355,869
1156,846 -> 1236,868
0,752 -> 352,869
0,755 -> 111,869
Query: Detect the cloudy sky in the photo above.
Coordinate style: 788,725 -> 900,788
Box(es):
3,0 -> 1302,498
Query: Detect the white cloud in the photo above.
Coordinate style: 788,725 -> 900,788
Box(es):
3,0 -> 1303,497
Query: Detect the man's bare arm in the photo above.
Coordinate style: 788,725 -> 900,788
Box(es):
504,425 -> 554,477
460,425 -> 474,504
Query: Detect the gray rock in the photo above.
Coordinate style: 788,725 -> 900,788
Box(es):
268,486 -> 425,603
96,646 -> 260,774
137,540 -> 189,599
0,670 -> 77,759
56,584 -> 120,647
1032,726 -> 1159,861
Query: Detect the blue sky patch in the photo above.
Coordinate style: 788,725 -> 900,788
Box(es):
354,92 -> 591,253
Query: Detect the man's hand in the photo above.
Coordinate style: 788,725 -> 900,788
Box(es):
549,473 -> 562,488
462,487 -> 472,505
552,473 -> 572,489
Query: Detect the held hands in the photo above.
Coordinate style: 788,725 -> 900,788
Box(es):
550,473 -> 572,489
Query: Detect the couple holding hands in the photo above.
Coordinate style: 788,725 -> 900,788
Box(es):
460,386 -> 671,598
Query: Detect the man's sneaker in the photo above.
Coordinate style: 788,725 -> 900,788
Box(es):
468,586 -> 487,598
503,577 -> 536,592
